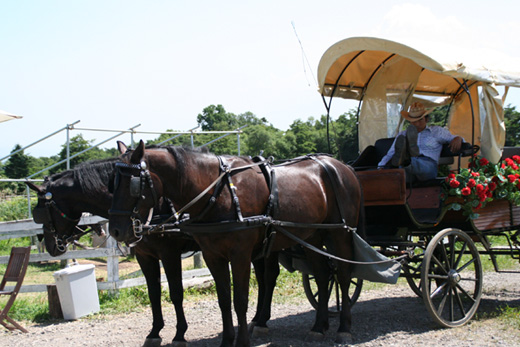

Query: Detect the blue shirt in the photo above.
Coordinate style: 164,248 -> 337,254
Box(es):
378,125 -> 461,166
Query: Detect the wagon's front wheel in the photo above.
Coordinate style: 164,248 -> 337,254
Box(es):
302,273 -> 363,316
421,228 -> 483,327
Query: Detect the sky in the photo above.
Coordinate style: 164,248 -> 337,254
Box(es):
1,0 -> 520,158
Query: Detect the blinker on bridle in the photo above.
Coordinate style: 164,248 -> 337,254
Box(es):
109,160 -> 158,246
32,190 -> 83,252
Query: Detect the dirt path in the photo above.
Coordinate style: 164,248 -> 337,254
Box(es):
2,271 -> 520,346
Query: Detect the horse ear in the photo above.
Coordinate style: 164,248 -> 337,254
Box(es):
130,140 -> 145,164
26,181 -> 43,194
117,141 -> 128,154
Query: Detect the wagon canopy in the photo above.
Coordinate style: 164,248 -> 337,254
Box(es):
318,37 -> 520,163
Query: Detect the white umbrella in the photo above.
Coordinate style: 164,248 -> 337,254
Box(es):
0,110 -> 22,123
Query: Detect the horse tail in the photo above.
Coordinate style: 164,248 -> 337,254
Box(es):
346,165 -> 367,240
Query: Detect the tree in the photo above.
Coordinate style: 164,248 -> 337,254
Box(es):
4,145 -> 30,179
3,145 -> 31,194
505,105 -> 520,147
51,134 -> 112,173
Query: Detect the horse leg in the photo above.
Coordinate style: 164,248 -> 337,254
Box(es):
251,252 -> 279,336
231,257 -> 253,347
136,253 -> 164,347
332,232 -> 354,344
203,253 -> 235,347
161,251 -> 188,347
304,241 -> 331,340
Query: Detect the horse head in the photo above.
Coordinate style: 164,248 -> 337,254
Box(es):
26,176 -> 84,256
26,158 -> 118,256
109,140 -> 163,244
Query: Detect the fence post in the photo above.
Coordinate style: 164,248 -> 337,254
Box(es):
106,235 -> 120,295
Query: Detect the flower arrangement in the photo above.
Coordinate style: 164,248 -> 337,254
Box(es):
443,155 -> 520,219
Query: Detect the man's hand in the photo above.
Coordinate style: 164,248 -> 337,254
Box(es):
449,136 -> 463,153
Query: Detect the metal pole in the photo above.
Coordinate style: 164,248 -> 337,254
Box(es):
0,120 -> 80,162
26,185 -> 32,219
66,123 -> 72,170
237,132 -> 241,156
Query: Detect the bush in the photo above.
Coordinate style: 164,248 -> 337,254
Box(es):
0,196 -> 34,221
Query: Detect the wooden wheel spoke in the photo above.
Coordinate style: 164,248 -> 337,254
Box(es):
457,257 -> 476,273
453,240 -> 467,270
454,283 -> 477,303
430,281 -> 448,299
435,285 -> 449,315
431,254 -> 449,276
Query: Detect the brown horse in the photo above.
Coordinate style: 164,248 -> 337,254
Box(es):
26,157 -> 199,347
108,140 -> 364,347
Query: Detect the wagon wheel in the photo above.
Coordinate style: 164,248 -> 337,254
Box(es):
421,228 -> 483,327
402,238 -> 429,298
403,252 -> 424,298
302,273 -> 363,316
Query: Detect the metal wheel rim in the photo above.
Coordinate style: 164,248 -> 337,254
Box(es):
302,273 -> 363,316
421,228 -> 483,328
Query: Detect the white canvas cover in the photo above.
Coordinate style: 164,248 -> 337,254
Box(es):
318,37 -> 520,163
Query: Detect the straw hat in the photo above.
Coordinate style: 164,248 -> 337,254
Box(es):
401,102 -> 432,122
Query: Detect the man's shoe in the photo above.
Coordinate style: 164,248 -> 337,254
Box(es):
406,126 -> 420,157
391,135 -> 409,167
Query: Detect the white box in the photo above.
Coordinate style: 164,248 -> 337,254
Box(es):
53,264 -> 100,320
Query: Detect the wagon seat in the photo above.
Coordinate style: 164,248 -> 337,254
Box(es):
352,137 -> 474,228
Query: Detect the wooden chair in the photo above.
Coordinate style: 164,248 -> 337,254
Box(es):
0,246 -> 31,333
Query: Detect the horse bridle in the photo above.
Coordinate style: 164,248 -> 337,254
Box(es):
32,191 -> 85,252
108,161 -> 159,244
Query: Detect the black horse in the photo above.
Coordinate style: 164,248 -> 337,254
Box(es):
108,140 -> 364,347
27,155 -> 199,347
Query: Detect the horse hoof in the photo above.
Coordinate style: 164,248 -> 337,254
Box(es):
142,337 -> 162,347
335,332 -> 353,345
252,325 -> 269,337
172,340 -> 188,347
305,331 -> 325,342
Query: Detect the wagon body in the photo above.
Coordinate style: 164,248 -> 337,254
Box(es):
316,36 -> 520,327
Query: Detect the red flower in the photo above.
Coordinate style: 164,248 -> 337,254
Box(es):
479,158 -> 489,166
488,182 -> 497,191
476,184 -> 485,193
502,163 -> 506,169
461,187 -> 471,196
475,203 -> 482,210
512,164 -> 519,170
508,174 -> 517,183
492,176 -> 500,183
448,173 -> 456,179
467,179 -> 476,188
449,180 -> 460,188
513,155 -> 520,163
471,171 -> 480,177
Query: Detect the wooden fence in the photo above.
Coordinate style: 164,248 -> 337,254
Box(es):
0,217 -> 211,293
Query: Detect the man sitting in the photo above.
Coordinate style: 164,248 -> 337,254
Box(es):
378,102 -> 463,182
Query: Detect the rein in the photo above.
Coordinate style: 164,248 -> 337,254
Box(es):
33,192 -> 85,252
135,154 -> 401,265
145,156 -> 273,234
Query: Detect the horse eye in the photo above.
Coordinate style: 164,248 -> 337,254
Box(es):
45,192 -> 53,200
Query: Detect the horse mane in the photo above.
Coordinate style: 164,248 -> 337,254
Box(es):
73,157 -> 119,197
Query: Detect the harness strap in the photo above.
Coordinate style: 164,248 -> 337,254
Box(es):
219,156 -> 244,222
308,155 -> 349,224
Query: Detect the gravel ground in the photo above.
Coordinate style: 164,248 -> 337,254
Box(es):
1,271 -> 520,347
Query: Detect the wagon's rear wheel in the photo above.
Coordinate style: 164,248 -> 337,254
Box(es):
421,228 -> 483,327
302,273 -> 363,316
